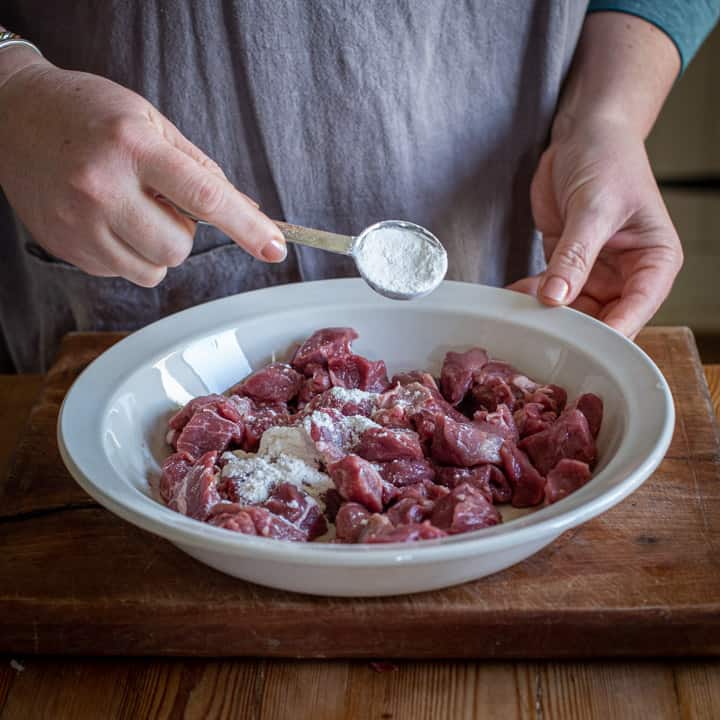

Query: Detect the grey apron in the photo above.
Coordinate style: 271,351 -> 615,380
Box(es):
0,1 -> 587,372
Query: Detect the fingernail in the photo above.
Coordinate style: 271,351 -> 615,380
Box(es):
541,275 -> 569,303
261,239 -> 287,262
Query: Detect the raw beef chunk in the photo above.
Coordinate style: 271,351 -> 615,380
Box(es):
231,363 -> 303,404
264,483 -> 328,539
328,454 -> 385,513
176,408 -> 244,458
546,459 -> 592,504
168,451 -> 220,520
391,370 -> 439,391
355,427 -> 424,462
159,451 -> 195,504
431,414 -> 505,466
291,327 -> 358,371
431,483 -> 501,533
574,393 -> 604,438
208,503 -> 307,541
434,464 -> 511,504
328,354 -> 390,393
500,444 -> 546,508
364,521 -> 447,543
376,458 -> 436,487
440,348 -> 488,405
519,409 -> 596,476
513,402 -> 557,438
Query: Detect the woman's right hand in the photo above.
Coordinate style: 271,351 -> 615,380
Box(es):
0,49 -> 286,287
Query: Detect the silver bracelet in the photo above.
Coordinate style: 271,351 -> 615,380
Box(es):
0,31 -> 43,57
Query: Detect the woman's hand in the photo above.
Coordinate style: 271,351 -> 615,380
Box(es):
0,52 -> 286,287
509,117 -> 683,338
509,12 -> 683,339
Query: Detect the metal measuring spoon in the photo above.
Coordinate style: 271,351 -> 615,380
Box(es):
167,201 -> 447,301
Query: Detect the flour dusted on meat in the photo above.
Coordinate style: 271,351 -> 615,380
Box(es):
220,451 -> 333,506
259,425 -> 321,467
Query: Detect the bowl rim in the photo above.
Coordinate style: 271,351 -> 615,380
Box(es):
57,278 -> 675,567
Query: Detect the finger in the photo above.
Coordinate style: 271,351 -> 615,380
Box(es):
138,141 -> 286,262
569,294 -> 603,317
110,192 -> 195,268
96,228 -> 168,287
601,250 -> 679,338
538,195 -> 618,307
506,275 -> 541,296
156,121 -> 260,208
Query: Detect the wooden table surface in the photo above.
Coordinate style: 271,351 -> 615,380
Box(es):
1,366 -> 719,719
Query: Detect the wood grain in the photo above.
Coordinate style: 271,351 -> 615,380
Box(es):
2,328 -> 720,659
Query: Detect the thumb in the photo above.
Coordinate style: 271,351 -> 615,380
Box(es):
538,197 -> 616,306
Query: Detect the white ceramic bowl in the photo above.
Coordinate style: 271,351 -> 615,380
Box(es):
58,279 -> 674,597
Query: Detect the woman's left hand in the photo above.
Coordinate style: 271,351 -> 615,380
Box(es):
508,116 -> 683,339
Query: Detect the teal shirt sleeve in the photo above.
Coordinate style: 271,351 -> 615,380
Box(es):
587,0 -> 720,71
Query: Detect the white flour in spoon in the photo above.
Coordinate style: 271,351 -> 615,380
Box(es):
354,225 -> 447,297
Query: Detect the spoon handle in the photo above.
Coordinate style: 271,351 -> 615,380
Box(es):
274,221 -> 354,256
161,198 -> 354,256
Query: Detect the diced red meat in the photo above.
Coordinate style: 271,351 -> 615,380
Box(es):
469,375 -> 517,413
373,382 -> 434,429
513,402 -> 557,438
519,409 -> 596,476
434,464 -> 511,504
230,363 -> 303,404
431,483 -> 501,534
363,521 -> 447,543
377,458 -> 436,487
175,408 -> 244,458
168,451 -> 220,520
546,459 -> 592,504
208,502 -> 309,540
322,488 -> 343,523
328,354 -> 390,393
395,480 -> 450,503
168,394 -> 243,432
574,393 -> 604,438
264,482 -> 327,539
386,496 -> 435,526
355,427 -> 424,462
440,348 -> 488,405
390,370 -> 439,391
500,444 -> 546,508
207,502 -> 258,534
472,403 -> 518,441
303,387 -> 377,418
237,402 -> 291,452
298,364 -> 332,404
159,451 -> 195,503
526,384 -> 567,414
328,454 -> 385,513
334,502 -> 372,543
291,327 -> 358,371
431,414 -> 505,467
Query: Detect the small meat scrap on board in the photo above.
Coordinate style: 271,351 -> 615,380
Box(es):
230,362 -> 303,404
440,347 -> 488,405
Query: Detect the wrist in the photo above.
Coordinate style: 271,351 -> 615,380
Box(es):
0,44 -> 49,91
551,107 -> 644,145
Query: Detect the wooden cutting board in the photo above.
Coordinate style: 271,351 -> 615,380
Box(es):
2,328 -> 719,659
